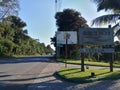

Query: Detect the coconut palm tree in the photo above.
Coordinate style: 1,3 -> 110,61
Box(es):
92,0 -> 120,39
93,0 -> 120,11
92,0 -> 120,25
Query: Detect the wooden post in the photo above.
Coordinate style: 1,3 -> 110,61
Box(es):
110,53 -> 113,72
109,25 -> 113,72
81,45 -> 85,71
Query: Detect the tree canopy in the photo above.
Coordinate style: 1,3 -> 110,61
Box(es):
0,0 -> 54,57
53,9 -> 89,59
55,9 -> 89,31
92,0 -> 120,25
0,16 -> 54,57
92,0 -> 120,12
0,0 -> 19,21
92,0 -> 120,40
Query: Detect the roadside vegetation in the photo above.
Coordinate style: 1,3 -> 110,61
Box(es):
0,16 -> 54,58
0,0 -> 54,58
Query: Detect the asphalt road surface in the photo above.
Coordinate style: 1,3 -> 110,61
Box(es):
0,56 -> 120,90
0,56 -> 54,90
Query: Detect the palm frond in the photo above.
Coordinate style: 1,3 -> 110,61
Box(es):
111,23 -> 120,41
115,29 -> 120,36
92,14 -> 120,26
92,0 -> 120,12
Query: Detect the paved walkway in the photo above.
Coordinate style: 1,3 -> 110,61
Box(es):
28,62 -> 120,90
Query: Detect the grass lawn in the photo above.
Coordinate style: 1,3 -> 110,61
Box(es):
57,59 -> 120,68
57,68 -> 120,83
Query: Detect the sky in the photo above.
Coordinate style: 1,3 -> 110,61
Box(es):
19,0 -> 108,49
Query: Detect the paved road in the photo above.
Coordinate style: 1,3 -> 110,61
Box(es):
0,56 -> 120,90
0,56 -> 52,90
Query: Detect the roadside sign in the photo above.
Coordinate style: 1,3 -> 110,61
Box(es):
57,44 -> 63,47
56,31 -> 77,44
80,48 -> 114,53
79,28 -> 114,45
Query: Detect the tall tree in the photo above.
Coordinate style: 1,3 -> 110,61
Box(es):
92,0 -> 119,72
92,0 -> 120,25
0,0 -> 19,21
0,22 -> 14,40
55,9 -> 89,59
55,9 -> 88,31
93,0 -> 120,11
5,16 -> 27,44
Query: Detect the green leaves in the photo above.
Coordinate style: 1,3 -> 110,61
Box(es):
92,0 -> 120,39
55,9 -> 89,59
55,9 -> 89,31
92,14 -> 120,25
0,16 -> 50,57
92,0 -> 120,12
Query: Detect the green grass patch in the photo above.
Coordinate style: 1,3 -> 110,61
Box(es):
57,68 -> 120,83
57,59 -> 120,68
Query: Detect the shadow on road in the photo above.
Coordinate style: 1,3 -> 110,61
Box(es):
0,79 -> 118,90
0,73 -> 77,90
0,73 -> 54,90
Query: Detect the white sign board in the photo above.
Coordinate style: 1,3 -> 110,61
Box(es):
80,48 -> 114,53
79,28 -> 114,45
56,31 -> 77,44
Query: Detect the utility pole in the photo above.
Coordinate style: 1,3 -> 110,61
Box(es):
55,0 -> 62,13
55,0 -> 62,59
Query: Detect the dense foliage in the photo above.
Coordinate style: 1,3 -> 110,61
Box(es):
55,9 -> 89,31
0,16 -> 54,57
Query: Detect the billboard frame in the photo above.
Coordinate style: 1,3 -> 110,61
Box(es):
79,28 -> 114,46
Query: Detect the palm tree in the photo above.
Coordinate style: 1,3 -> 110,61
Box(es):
92,0 -> 120,72
93,0 -> 120,11
92,0 -> 120,39
92,0 -> 120,25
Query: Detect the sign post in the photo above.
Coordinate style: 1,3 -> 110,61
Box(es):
56,31 -> 77,68
64,32 -> 71,68
79,27 -> 114,72
109,25 -> 113,72
79,28 -> 114,45
81,45 -> 85,71
65,36 -> 68,68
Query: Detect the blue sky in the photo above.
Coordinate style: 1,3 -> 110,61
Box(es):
19,0 -> 108,48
